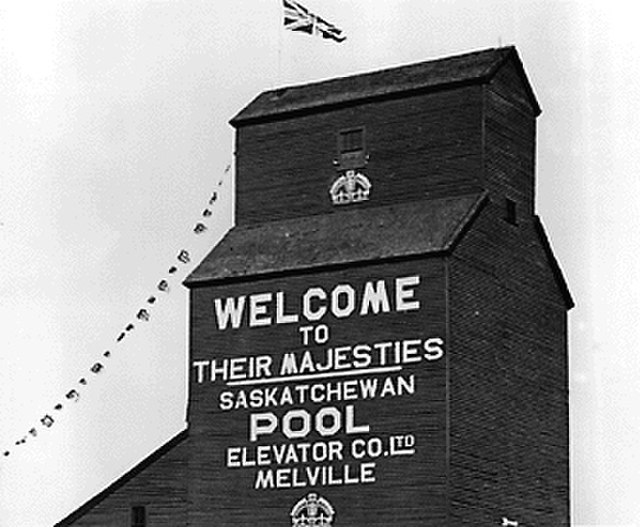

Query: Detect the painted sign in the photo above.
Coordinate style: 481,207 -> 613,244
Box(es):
189,260 -> 447,525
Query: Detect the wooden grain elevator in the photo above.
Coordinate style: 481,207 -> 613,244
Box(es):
56,46 -> 572,527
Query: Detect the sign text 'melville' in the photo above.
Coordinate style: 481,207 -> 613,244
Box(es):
213,275 -> 421,331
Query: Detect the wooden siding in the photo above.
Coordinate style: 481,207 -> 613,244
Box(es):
56,433 -> 189,527
484,60 -> 537,215
55,48 -> 571,527
448,202 -> 569,526
235,86 -> 485,225
188,259 -> 448,526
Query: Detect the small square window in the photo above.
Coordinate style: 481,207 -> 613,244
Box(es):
338,128 -> 364,154
131,505 -> 146,527
505,198 -> 517,225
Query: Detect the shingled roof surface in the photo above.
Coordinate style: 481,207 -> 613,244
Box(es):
231,46 -> 537,125
185,193 -> 487,286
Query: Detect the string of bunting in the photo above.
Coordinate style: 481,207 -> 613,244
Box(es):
2,164 -> 231,459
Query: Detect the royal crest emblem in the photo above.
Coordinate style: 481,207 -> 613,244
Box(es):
290,492 -> 335,527
330,170 -> 371,205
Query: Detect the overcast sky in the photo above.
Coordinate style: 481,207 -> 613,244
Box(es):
1,1 -> 639,526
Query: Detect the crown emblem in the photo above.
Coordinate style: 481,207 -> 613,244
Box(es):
330,170 -> 371,205
290,492 -> 335,527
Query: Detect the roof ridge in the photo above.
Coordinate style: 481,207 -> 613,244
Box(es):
263,46 -> 513,97
231,46 -> 519,126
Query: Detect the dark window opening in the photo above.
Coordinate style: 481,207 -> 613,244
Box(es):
339,128 -> 364,153
505,198 -> 517,225
131,505 -> 146,527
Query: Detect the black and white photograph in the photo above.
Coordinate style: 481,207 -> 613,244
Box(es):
0,1 -> 638,526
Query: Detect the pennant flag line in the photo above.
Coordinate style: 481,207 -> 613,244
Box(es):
283,0 -> 346,43
2,162 -> 233,461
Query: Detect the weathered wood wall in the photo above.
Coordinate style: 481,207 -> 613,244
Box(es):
235,86 -> 485,225
448,202 -> 569,526
188,259 -> 448,526
484,59 -> 537,216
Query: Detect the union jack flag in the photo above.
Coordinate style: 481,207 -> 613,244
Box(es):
283,0 -> 346,43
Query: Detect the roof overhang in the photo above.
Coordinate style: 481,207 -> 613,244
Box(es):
184,192 -> 488,288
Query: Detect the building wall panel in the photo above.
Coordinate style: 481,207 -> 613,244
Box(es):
448,203 -> 569,526
236,86 -> 484,224
484,62 -> 537,214
188,258 -> 448,526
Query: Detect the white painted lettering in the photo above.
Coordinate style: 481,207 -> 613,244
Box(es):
360,279 -> 391,315
423,337 -> 445,361
275,291 -> 299,324
250,412 -> 277,442
249,293 -> 272,327
395,275 -> 421,311
192,360 -> 208,383
331,284 -> 355,318
283,409 -> 311,439
213,296 -> 246,330
302,287 -> 327,321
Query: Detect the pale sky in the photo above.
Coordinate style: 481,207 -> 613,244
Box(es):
1,1 -> 639,526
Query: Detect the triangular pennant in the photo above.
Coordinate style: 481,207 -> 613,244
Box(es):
177,249 -> 191,264
194,223 -> 208,234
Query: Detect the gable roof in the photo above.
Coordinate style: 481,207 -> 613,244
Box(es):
185,193 -> 487,287
534,216 -> 575,310
231,46 -> 539,126
55,429 -> 188,526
